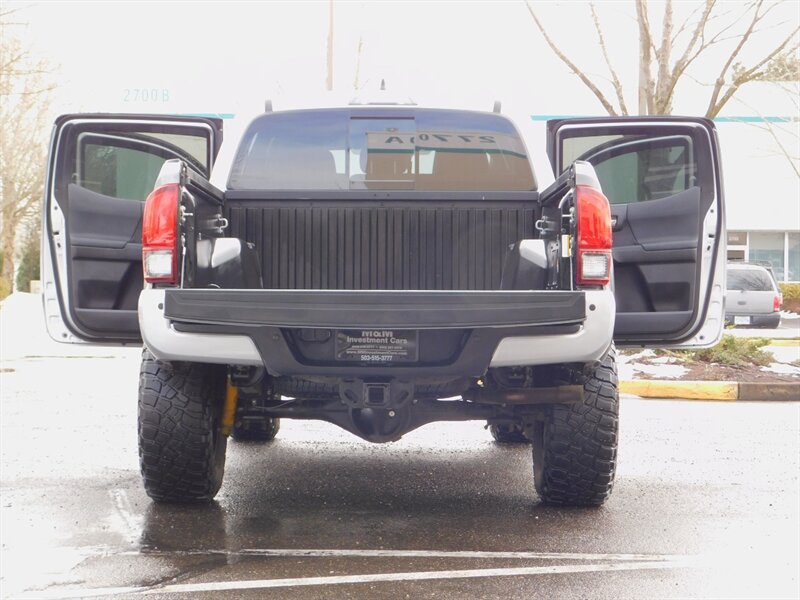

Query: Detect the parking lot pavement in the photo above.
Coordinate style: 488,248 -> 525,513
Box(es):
1,353 -> 799,600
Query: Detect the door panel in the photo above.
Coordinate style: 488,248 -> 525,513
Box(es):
611,187 -> 700,336
68,184 -> 143,250
547,117 -> 725,347
624,187 -> 700,251
68,184 -> 144,335
43,114 -> 222,344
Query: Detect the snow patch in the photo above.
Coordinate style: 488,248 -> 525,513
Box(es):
627,363 -> 689,380
619,350 -> 687,379
764,345 -> 800,364
760,362 -> 800,376
650,356 -> 678,364
618,349 -> 656,364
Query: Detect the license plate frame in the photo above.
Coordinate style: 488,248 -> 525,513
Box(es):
335,329 -> 419,363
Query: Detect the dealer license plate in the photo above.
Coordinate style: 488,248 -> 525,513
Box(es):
335,329 -> 418,363
734,316 -> 751,325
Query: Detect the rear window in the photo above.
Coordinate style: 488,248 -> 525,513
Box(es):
727,268 -> 775,291
228,109 -> 535,191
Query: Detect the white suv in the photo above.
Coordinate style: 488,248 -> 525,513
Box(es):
725,263 -> 782,328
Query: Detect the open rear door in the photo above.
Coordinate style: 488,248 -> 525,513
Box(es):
42,114 -> 222,344
547,117 -> 725,347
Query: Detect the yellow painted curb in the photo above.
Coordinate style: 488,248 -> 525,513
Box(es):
620,380 -> 739,401
767,339 -> 800,347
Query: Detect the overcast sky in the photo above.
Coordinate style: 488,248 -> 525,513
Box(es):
7,0 -> 800,228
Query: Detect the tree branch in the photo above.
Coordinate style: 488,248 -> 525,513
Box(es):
705,0 -> 779,116
661,0 -> 724,112
353,36 -> 363,90
671,2 -> 705,46
635,0 -> 655,114
671,0 -> 716,82
708,25 -> 800,117
732,95 -> 800,177
589,2 -> 628,115
525,1 -> 618,115
653,0 -> 674,113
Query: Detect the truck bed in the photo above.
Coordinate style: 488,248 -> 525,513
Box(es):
225,191 -> 539,291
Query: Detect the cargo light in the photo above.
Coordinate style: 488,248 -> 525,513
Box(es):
575,184 -> 612,286
142,183 -> 180,284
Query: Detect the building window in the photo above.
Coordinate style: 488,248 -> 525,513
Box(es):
749,232 -> 785,280
788,232 -> 800,282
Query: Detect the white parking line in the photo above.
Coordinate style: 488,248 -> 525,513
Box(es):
108,489 -> 142,545
15,554 -> 695,599
120,547 -> 691,562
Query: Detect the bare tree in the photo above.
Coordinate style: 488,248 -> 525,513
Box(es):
0,10 -> 54,294
526,0 -> 800,118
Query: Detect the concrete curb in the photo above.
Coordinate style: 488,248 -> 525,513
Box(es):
620,379 -> 799,401
767,339 -> 800,347
738,383 -> 799,401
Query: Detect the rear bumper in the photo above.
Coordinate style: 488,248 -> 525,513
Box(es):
139,288 -> 615,375
162,288 -> 586,329
724,311 -> 781,328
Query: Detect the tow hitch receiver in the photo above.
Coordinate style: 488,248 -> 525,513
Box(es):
339,379 -> 414,408
335,379 -> 416,441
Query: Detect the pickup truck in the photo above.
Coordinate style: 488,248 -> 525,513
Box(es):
42,106 -> 726,506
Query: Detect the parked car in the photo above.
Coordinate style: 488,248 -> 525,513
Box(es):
725,263 -> 782,328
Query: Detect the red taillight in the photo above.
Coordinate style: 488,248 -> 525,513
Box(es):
142,183 -> 180,283
773,295 -> 781,312
575,184 -> 613,286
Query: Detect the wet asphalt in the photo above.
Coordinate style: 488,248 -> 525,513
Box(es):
1,353 -> 798,599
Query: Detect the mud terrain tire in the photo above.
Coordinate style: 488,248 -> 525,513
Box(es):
138,351 -> 227,502
531,350 -> 619,506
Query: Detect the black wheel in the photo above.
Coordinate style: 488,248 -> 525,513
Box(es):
138,351 -> 228,503
531,349 -> 619,507
489,423 -> 529,444
232,416 -> 280,442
